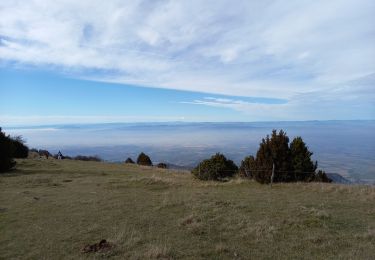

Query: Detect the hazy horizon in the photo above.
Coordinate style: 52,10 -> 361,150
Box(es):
4,120 -> 375,183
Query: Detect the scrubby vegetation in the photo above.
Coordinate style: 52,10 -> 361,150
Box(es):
11,136 -> 29,158
73,155 -> 102,162
125,157 -> 135,164
246,130 -> 331,183
239,155 -> 256,178
137,152 -> 152,166
157,162 -> 167,169
194,130 -> 331,184
30,148 -> 52,159
192,153 -> 238,180
0,128 -> 31,172
0,128 -> 16,172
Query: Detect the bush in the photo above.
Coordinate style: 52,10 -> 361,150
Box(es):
125,157 -> 135,164
10,136 -> 29,158
0,128 -> 16,172
192,153 -> 238,181
290,137 -> 317,181
137,152 -> 152,166
38,149 -> 52,159
74,155 -> 102,162
313,170 -> 332,183
239,155 -> 256,178
252,130 -> 292,183
156,163 -> 167,169
241,130 -> 331,184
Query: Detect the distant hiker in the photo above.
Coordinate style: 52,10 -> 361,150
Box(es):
57,151 -> 63,160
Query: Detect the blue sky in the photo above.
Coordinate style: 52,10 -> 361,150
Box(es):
0,68 -> 288,124
0,0 -> 374,125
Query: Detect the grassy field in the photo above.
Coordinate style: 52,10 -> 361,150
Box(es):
0,159 -> 374,259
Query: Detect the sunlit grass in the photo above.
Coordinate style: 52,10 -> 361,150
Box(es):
0,159 -> 374,259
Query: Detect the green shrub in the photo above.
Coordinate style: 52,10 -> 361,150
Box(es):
74,155 -> 101,161
10,136 -> 29,158
252,130 -> 292,183
125,157 -> 135,164
156,163 -> 167,169
192,153 -> 238,181
241,130 -> 331,184
137,152 -> 152,166
239,155 -> 256,178
313,170 -> 332,183
0,128 -> 16,172
290,137 -> 317,181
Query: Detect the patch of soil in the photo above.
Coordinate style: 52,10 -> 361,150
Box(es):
81,239 -> 112,253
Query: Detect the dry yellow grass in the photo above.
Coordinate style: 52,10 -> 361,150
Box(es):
0,159 -> 374,259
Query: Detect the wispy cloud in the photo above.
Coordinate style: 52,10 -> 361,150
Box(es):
0,0 -> 374,119
182,96 -> 284,111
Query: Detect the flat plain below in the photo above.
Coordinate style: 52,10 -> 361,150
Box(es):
0,159 -> 374,259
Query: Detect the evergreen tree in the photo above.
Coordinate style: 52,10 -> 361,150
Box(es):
290,137 -> 317,181
0,128 -> 16,172
253,130 -> 292,183
313,170 -> 332,183
242,130 -> 331,184
156,163 -> 167,169
136,152 -> 152,166
239,155 -> 256,178
192,153 -> 238,181
11,136 -> 29,158
125,157 -> 135,164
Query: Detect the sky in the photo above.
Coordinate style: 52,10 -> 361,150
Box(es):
0,0 -> 374,125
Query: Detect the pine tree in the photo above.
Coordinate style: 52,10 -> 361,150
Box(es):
242,130 -> 331,184
125,157 -> 135,164
239,155 -> 256,178
136,152 -> 152,166
313,170 -> 332,183
253,130 -> 292,183
0,128 -> 16,172
290,137 -> 317,181
11,136 -> 29,158
156,163 -> 167,169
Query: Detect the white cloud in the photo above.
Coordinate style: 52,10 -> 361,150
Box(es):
0,0 -> 374,117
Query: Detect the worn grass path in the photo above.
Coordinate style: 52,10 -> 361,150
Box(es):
0,159 -> 374,259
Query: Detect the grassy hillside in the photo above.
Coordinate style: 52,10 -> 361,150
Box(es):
0,159 -> 374,259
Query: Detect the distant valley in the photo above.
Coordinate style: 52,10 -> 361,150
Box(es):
5,120 -> 375,183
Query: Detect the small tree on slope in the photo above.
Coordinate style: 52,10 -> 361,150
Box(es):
192,153 -> 238,181
290,137 -> 317,181
137,152 -> 152,166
